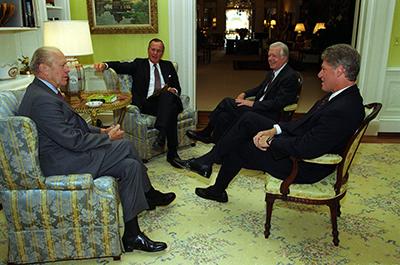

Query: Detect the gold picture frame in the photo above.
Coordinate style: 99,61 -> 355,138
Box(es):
86,0 -> 158,34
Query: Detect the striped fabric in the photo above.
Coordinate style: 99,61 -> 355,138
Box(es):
0,91 -> 122,264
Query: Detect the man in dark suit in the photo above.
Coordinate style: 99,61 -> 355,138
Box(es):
94,38 -> 184,168
18,47 -> 176,252
186,41 -> 300,144
184,44 -> 365,203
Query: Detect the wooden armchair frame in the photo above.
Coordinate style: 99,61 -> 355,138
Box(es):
264,103 -> 382,246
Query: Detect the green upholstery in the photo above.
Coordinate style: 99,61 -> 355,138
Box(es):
0,91 -> 122,264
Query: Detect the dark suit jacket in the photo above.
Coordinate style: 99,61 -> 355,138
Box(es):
107,58 -> 181,110
270,85 -> 365,182
18,78 -> 112,177
244,63 -> 299,119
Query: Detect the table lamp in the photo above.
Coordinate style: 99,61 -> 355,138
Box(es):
44,20 -> 93,104
313,22 -> 326,34
294,23 -> 306,36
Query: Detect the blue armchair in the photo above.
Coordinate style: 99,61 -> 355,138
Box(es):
0,91 -> 122,264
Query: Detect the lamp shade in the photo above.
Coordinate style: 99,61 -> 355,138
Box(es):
44,20 -> 93,56
294,23 -> 306,33
313,22 -> 326,34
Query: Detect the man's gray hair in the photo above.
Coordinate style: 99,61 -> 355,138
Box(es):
269,41 -> 289,58
321,44 -> 361,81
30,47 -> 62,75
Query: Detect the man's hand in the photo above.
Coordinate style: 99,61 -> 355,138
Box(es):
101,124 -> 124,140
235,98 -> 254,107
253,128 -> 276,151
235,92 -> 246,100
93,63 -> 106,72
167,87 -> 178,94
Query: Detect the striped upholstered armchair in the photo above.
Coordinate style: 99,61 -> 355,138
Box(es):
116,62 -> 196,161
0,91 -> 122,264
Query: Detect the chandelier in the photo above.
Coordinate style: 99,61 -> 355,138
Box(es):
226,0 -> 253,9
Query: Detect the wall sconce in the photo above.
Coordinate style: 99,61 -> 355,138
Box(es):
294,23 -> 306,36
212,17 -> 217,28
44,20 -> 93,104
313,22 -> 326,34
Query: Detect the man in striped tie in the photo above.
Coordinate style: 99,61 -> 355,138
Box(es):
94,38 -> 185,168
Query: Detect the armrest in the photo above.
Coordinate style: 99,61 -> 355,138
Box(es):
303,154 -> 342,165
283,103 -> 297,112
45,174 -> 93,190
180,94 -> 190,109
278,154 -> 342,196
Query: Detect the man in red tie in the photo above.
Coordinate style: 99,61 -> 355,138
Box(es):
186,41 -> 301,144
94,38 -> 184,168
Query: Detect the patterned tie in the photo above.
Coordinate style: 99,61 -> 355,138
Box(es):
153,64 -> 161,95
259,71 -> 275,101
56,89 -> 64,100
315,93 -> 331,110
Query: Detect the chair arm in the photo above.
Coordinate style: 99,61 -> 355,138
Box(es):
180,94 -> 190,109
126,104 -> 155,126
283,103 -> 297,112
44,174 -> 93,190
303,154 -> 342,165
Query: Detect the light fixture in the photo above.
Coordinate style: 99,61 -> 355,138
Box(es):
313,22 -> 326,34
294,23 -> 306,35
270,19 -> 276,29
212,17 -> 217,27
44,20 -> 93,104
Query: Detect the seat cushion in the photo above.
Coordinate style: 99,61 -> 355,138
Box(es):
265,171 -> 347,200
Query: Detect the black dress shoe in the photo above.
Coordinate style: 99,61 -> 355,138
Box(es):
186,130 -> 214,144
167,155 -> 186,168
146,190 -> 176,210
123,232 -> 167,252
183,158 -> 212,178
195,186 -> 228,203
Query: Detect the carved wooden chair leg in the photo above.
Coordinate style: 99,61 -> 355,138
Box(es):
337,201 -> 342,217
328,201 -> 340,246
264,195 -> 275,238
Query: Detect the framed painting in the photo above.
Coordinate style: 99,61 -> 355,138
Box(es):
86,0 -> 158,34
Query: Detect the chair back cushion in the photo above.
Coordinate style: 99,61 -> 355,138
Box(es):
338,103 -> 382,184
0,91 -> 19,118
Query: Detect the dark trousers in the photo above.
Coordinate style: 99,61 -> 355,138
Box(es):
201,112 -> 293,192
96,139 -> 151,222
207,111 -> 334,192
208,97 -> 253,142
142,92 -> 183,154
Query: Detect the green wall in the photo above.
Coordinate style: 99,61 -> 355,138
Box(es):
388,0 -> 400,67
70,0 -> 170,64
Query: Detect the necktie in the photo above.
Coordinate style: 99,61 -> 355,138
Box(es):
56,89 -> 64,100
153,64 -> 161,95
259,71 -> 275,101
315,93 -> 331,110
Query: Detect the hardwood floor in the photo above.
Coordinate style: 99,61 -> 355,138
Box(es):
196,111 -> 400,143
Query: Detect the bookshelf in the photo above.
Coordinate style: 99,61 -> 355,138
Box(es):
0,0 -> 70,92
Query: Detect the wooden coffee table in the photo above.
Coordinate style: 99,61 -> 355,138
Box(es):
71,92 -> 132,126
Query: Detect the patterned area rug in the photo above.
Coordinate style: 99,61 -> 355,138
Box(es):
1,143 -> 399,265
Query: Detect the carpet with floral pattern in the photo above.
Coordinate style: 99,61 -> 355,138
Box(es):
0,143 -> 399,265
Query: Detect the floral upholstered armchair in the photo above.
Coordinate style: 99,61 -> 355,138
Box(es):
116,62 -> 196,161
0,91 -> 122,264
